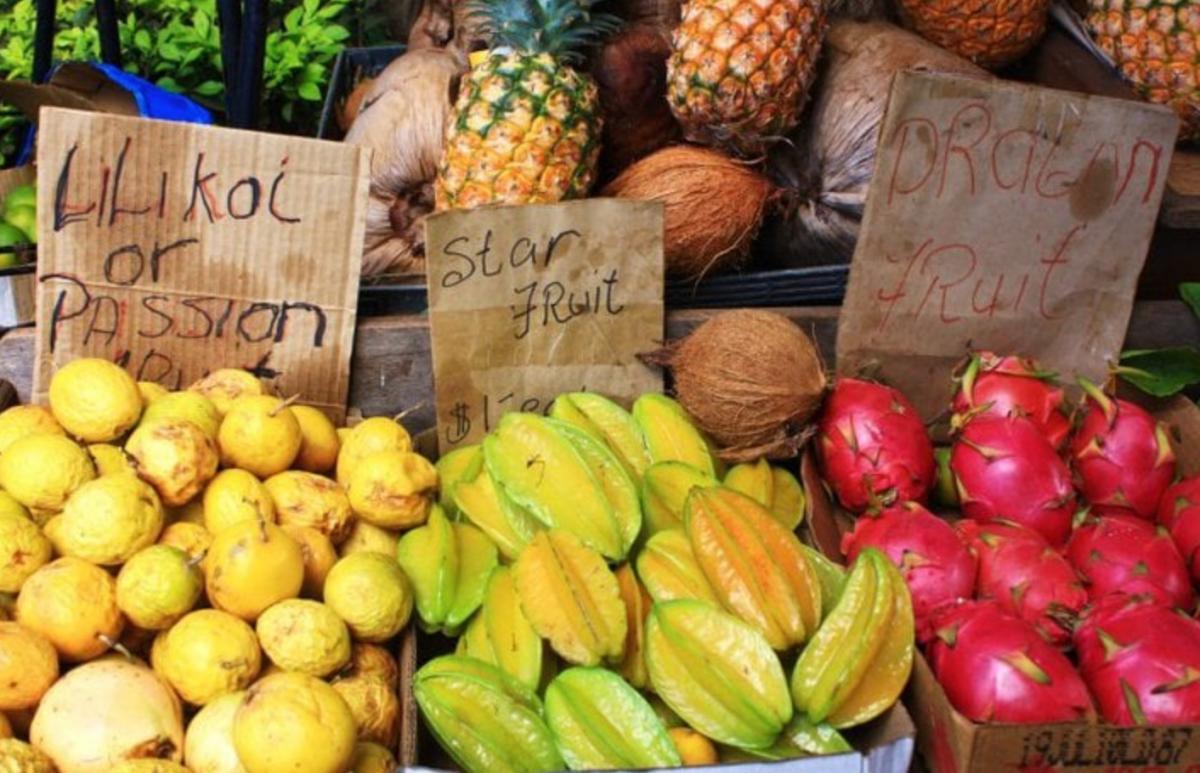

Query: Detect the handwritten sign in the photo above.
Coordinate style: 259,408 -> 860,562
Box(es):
837,72 -> 1179,419
33,108 -> 370,419
426,199 -> 664,452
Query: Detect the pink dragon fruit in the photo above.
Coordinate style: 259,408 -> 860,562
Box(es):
841,501 -> 976,642
1074,594 -> 1200,725
1069,380 -> 1176,520
927,600 -> 1094,723
956,519 -> 1087,647
950,415 -> 1076,546
1159,474 -> 1200,582
951,352 -> 1071,450
1065,513 -> 1195,610
816,378 -> 936,513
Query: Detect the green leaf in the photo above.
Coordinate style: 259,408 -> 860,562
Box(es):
1118,347 -> 1200,397
284,6 -> 303,30
194,80 -> 224,97
297,81 -> 322,101
1182,283 -> 1200,321
324,24 -> 350,42
134,29 -> 152,50
194,9 -> 210,38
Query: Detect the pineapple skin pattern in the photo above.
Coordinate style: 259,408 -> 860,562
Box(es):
435,51 -> 602,210
667,0 -> 828,156
895,0 -> 1051,70
1087,0 -> 1199,141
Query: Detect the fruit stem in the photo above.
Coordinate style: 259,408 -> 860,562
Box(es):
270,394 -> 301,416
394,403 -> 426,423
98,634 -> 135,661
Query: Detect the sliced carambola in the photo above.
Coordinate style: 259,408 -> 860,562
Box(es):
453,467 -> 540,561
414,655 -> 562,773
544,667 -> 681,770
514,530 -> 626,666
641,461 -> 718,536
436,443 -> 483,517
724,458 -> 807,530
685,486 -> 822,650
457,566 -> 544,690
636,529 -> 720,606
485,413 -> 624,560
645,599 -> 792,750
633,394 -> 719,477
550,392 -> 652,484
548,419 -> 642,554
397,505 -> 499,633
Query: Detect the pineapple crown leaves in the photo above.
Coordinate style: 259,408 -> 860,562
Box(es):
466,0 -> 620,63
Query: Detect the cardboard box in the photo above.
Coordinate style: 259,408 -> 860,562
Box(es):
0,164 -> 35,328
803,394 -> 1200,773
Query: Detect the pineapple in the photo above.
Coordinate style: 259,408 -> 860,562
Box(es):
434,0 -> 619,210
667,0 -> 828,157
1086,0 -> 1199,142
896,0 -> 1051,70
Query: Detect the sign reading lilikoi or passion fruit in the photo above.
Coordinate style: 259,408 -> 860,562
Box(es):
32,108 -> 370,420
837,71 -> 1179,421
425,199 -> 665,453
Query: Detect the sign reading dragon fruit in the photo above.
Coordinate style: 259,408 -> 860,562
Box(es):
837,71 -> 1179,421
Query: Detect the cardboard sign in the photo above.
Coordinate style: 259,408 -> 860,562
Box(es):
837,71 -> 1179,420
33,108 -> 370,419
425,199 -> 664,453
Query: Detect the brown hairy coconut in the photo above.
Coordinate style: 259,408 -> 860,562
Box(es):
602,146 -> 776,279
643,310 -> 827,461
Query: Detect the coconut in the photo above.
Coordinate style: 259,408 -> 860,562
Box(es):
643,310 -> 826,461
602,146 -> 776,279
31,658 -> 185,772
757,21 -> 987,267
344,48 -> 467,277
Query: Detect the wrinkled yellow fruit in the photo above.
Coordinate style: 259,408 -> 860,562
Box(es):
45,475 -> 164,565
107,760 -> 190,773
0,491 -> 27,520
336,416 -> 412,487
158,521 -> 211,562
281,524 -> 338,598
347,450 -> 437,529
189,369 -> 265,416
152,609 -> 261,705
0,739 -> 55,772
332,674 -> 400,748
141,391 -> 222,439
16,557 -> 123,661
88,443 -> 137,476
205,519 -> 304,621
338,520 -> 399,557
265,471 -> 353,543
0,712 -> 10,738
218,396 -> 302,478
669,728 -> 720,766
514,529 -> 626,666
203,469 -> 276,535
323,552 -> 413,642
0,433 -> 94,511
233,672 -> 357,773
0,622 -> 58,710
347,742 -> 396,773
49,358 -> 143,442
172,498 -> 207,524
0,405 -> 64,457
291,406 -> 340,474
125,419 -> 219,507
0,510 -> 50,593
344,642 -> 399,690
117,545 -> 203,630
184,691 -> 247,773
137,381 -> 169,403
256,599 -> 351,677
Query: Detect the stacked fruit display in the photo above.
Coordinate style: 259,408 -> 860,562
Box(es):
816,352 -> 1200,727
0,358 -> 428,772
413,392 -> 915,771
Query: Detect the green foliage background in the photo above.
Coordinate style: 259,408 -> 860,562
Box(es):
0,0 -> 387,166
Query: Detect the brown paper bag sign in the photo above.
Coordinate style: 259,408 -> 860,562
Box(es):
33,108 -> 371,420
837,71 -> 1179,420
425,199 -> 665,454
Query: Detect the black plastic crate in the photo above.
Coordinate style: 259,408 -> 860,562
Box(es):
317,44 -> 406,140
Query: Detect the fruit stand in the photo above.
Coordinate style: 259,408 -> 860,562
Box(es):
0,0 -> 1199,771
